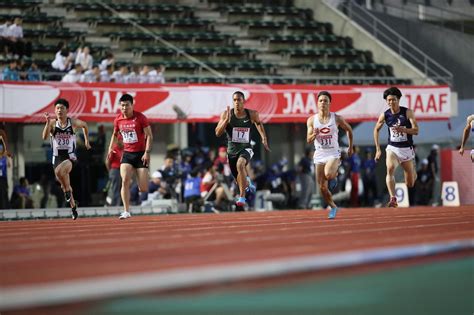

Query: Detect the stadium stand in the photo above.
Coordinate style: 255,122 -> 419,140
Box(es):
0,0 -> 420,85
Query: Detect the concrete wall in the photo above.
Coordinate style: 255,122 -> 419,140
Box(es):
369,11 -> 474,99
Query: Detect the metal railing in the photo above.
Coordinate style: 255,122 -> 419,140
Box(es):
339,1 -> 453,86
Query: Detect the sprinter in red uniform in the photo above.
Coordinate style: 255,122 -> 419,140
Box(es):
107,94 -> 153,219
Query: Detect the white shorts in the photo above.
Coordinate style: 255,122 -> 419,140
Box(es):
313,150 -> 341,165
386,145 -> 415,163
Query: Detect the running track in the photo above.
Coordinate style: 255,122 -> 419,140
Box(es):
0,206 -> 473,312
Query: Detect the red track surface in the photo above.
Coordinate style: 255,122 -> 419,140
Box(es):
1,206 -> 473,289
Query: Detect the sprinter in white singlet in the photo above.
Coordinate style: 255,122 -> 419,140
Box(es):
306,91 -> 353,219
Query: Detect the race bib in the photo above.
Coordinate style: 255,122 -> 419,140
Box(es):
232,127 -> 250,143
390,127 -> 407,142
317,135 -> 333,148
121,130 -> 138,144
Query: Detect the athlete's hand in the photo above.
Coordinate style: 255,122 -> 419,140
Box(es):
459,147 -> 464,156
313,128 -> 320,137
223,106 -> 231,124
107,150 -> 115,161
84,141 -> 91,150
262,138 -> 271,152
142,152 -> 150,167
375,148 -> 382,162
393,126 -> 407,134
347,146 -> 353,157
43,112 -> 50,122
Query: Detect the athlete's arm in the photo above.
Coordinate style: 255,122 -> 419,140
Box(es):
73,118 -> 91,150
0,129 -> 11,157
337,114 -> 354,157
373,113 -> 385,162
306,116 -> 316,144
107,131 -> 117,161
394,109 -> 418,135
142,125 -> 153,167
459,118 -> 472,156
215,106 -> 230,137
251,110 -> 270,151
41,113 -> 53,141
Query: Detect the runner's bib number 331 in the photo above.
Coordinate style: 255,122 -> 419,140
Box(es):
121,130 -> 138,144
232,127 -> 250,143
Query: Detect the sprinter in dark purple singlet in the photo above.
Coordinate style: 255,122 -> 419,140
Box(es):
373,87 -> 419,208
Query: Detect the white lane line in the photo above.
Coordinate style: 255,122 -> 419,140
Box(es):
0,239 -> 472,311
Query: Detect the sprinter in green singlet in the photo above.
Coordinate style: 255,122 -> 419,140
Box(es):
215,91 -> 270,207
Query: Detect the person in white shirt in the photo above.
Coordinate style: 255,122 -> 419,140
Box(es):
147,64 -> 165,84
0,19 -> 13,57
75,46 -> 93,71
111,65 -> 129,83
62,63 -> 83,83
51,48 -> 73,72
100,64 -> 114,82
99,52 -> 114,71
7,17 -> 31,58
80,65 -> 100,83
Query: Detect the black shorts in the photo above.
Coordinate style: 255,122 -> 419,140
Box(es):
52,151 -> 76,170
228,148 -> 253,179
121,151 -> 148,169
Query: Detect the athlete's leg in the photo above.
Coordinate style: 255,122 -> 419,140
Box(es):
385,150 -> 399,198
120,163 -> 135,213
54,160 -> 75,207
136,168 -> 149,193
316,163 -> 336,209
236,156 -> 248,198
324,158 -> 340,181
400,159 -> 417,188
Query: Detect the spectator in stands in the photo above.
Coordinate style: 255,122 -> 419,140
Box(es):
62,63 -> 83,83
139,170 -> 167,203
105,135 -> 123,206
296,147 -> 314,209
361,148 -> 378,206
0,18 -> 12,57
126,64 -> 140,83
112,65 -> 129,83
139,65 -> 150,83
99,52 -> 114,71
0,143 -> 12,209
75,46 -> 93,71
213,146 -> 232,178
17,59 -> 28,80
100,64 -> 114,82
3,59 -> 19,81
147,64 -> 165,84
10,177 -> 33,209
415,159 -> 434,205
7,17 -> 31,59
184,168 -> 202,213
51,47 -> 73,72
160,155 -> 179,199
80,64 -> 100,83
200,162 -> 229,211
27,62 -> 41,81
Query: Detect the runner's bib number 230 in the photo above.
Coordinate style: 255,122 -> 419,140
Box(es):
121,130 -> 138,144
232,127 -> 250,143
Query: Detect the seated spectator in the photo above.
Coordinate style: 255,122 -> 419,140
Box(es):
126,64 -> 140,83
147,64 -> 165,84
80,65 -> 100,83
3,59 -> 19,81
415,159 -> 434,205
184,168 -> 202,212
0,18 -> 13,57
213,146 -> 232,178
10,177 -> 33,209
0,143 -> 12,209
75,46 -> 93,70
160,155 -> 179,199
100,64 -> 114,82
139,65 -> 150,83
27,62 -> 41,81
99,52 -> 114,71
7,17 -> 31,59
62,63 -> 83,83
140,171 -> 167,203
51,47 -> 73,72
111,65 -> 129,83
201,163 -> 230,211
